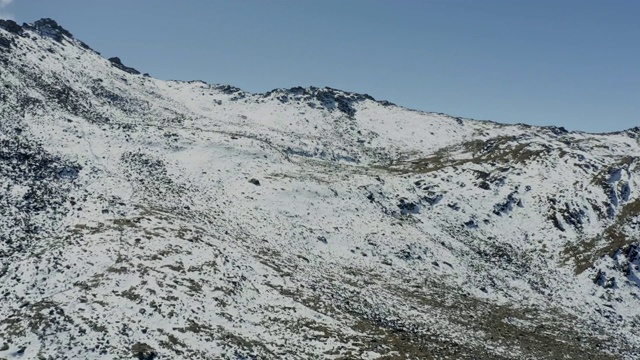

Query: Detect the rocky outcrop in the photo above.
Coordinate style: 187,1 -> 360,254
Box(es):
108,57 -> 141,75
25,18 -> 74,42
0,19 -> 24,35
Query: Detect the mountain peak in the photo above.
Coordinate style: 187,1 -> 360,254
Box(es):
25,18 -> 74,42
0,17 -> 96,53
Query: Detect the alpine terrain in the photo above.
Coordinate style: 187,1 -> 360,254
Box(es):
1,19 -> 640,360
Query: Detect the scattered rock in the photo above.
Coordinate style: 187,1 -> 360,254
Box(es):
447,203 -> 460,211
0,34 -> 14,50
397,198 -> 420,214
131,342 -> 157,360
464,219 -> 478,229
422,192 -> 443,206
493,192 -> 522,216
477,181 -> 491,190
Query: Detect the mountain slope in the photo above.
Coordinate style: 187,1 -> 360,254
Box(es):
1,19 -> 639,359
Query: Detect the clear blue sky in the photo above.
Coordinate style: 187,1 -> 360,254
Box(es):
3,0 -> 638,133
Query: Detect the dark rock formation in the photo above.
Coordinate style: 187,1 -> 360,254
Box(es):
108,57 -> 141,75
0,19 -> 24,35
25,18 -> 74,42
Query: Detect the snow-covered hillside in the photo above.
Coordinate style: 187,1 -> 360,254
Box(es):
1,18 -> 639,359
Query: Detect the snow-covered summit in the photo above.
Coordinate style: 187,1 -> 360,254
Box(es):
1,19 -> 639,359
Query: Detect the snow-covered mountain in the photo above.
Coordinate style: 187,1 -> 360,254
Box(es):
1,18 -> 639,359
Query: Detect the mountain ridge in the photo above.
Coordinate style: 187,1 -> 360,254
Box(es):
1,18 -> 639,359
3,18 -> 636,135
